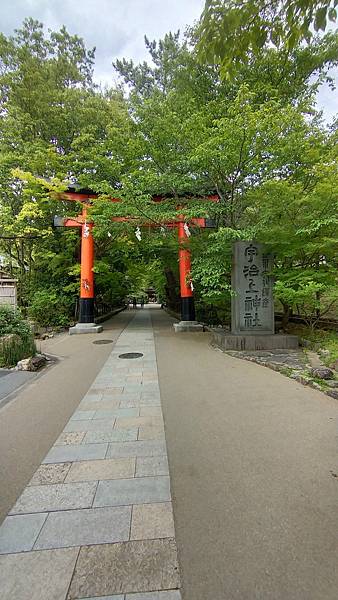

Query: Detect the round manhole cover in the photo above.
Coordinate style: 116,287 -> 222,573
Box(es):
118,352 -> 144,359
93,339 -> 113,345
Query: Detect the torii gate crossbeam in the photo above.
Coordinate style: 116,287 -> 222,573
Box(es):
53,190 -> 217,333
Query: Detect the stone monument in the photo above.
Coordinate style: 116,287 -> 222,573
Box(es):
212,241 -> 298,351
231,241 -> 274,335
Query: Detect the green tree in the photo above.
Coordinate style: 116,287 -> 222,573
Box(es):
113,29 -> 338,322
0,20 -> 131,320
197,0 -> 338,76
2,19 -> 337,330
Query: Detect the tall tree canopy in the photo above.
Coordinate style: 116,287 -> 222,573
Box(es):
197,0 -> 338,76
108,28 -> 338,320
0,19 -> 131,319
0,18 -> 337,326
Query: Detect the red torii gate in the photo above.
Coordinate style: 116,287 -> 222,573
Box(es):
54,189 -> 217,333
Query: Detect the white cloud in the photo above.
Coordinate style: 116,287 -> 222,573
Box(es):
0,0 -> 336,119
316,71 -> 338,123
0,0 -> 205,85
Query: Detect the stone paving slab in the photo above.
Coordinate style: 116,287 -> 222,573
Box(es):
10,482 -> 98,514
75,592 -> 182,600
93,476 -> 170,508
93,408 -> 139,419
83,428 -> 138,444
43,442 -> 108,463
119,396 -> 146,408
138,425 -> 165,441
139,397 -> 161,407
114,416 -> 163,429
70,410 -> 96,421
106,440 -> 167,458
78,596 -> 124,600
126,592 -> 181,600
80,398 -> 120,410
0,547 -> 79,600
64,419 -> 116,432
135,456 -> 169,478
34,506 -> 131,550
87,387 -> 124,395
67,539 -> 180,599
65,458 -> 135,483
28,462 -> 72,485
79,596 -> 124,600
130,503 -> 175,540
0,309 -> 181,599
0,513 -> 47,554
140,406 -> 163,417
56,432 -> 86,446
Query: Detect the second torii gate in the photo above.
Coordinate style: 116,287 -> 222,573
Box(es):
54,190 -> 217,333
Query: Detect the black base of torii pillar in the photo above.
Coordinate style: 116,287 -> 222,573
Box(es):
181,296 -> 195,321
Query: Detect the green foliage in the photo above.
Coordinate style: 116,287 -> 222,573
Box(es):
0,305 -> 36,367
0,334 -> 36,368
195,299 -> 231,325
294,325 -> 338,366
275,278 -> 338,328
0,18 -> 337,330
110,30 -> 337,322
124,259 -> 166,298
318,333 -> 338,365
197,0 -> 338,77
0,20 -> 127,324
0,304 -> 32,338
246,154 -> 338,327
27,289 -> 73,327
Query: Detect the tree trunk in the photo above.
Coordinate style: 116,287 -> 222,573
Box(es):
164,267 -> 180,311
281,301 -> 291,330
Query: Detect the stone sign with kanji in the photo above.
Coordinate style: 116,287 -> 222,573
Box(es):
231,241 -> 274,335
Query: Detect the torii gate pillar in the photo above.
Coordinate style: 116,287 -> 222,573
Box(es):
55,189 -> 217,334
69,208 -> 102,335
174,220 -> 203,332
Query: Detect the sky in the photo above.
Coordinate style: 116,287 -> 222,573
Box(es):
0,0 -> 337,120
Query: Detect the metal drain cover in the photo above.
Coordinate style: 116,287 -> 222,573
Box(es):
93,339 -> 113,345
119,352 -> 143,359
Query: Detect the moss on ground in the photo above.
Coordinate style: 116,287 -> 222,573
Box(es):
288,325 -> 338,367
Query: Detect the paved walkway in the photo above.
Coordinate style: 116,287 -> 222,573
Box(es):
0,312 -> 132,523
0,310 -> 181,600
152,308 -> 338,600
1,306 -> 338,600
0,368 -> 35,408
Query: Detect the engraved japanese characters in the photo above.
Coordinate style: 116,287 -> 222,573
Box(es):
231,241 -> 274,335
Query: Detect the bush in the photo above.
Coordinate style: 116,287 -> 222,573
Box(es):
0,304 -> 32,338
0,334 -> 36,368
0,305 -> 36,367
196,299 -> 231,326
27,289 -> 73,327
274,276 -> 338,330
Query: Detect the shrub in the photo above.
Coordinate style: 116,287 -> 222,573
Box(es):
27,289 -> 73,327
0,334 -> 36,368
0,304 -> 32,338
0,305 -> 36,367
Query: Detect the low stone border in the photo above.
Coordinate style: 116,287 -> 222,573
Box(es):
213,346 -> 338,401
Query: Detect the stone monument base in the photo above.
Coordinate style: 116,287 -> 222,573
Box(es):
174,320 -> 204,333
211,331 -> 299,351
69,323 -> 103,335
